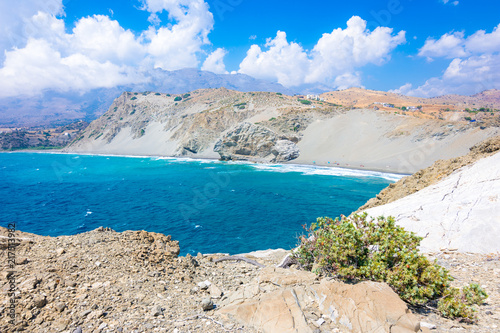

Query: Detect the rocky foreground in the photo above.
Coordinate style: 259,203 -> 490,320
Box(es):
1,226 -> 499,333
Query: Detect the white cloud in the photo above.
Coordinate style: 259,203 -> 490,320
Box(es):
0,39 -> 140,97
403,24 -> 500,97
201,48 -> 228,74
142,0 -> 214,70
238,16 -> 405,89
419,24 -> 500,59
0,0 -> 215,97
0,0 -> 64,60
418,32 -> 467,59
238,31 -> 310,87
442,0 -> 459,5
70,15 -> 146,66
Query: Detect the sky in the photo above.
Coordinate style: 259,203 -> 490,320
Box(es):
0,0 -> 499,98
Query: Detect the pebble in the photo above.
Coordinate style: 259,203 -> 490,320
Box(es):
201,297 -> 214,311
151,305 -> 162,317
33,295 -> 47,308
55,302 -> 66,312
314,318 -> 325,327
420,321 -> 437,329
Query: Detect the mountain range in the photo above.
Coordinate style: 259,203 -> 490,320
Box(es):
0,68 -> 295,127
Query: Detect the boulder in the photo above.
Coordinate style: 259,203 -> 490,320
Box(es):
219,267 -> 424,333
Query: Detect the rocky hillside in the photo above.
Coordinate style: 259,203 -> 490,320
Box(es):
3,226 -> 500,332
360,137 -> 500,253
359,135 -> 500,210
66,88 -> 499,173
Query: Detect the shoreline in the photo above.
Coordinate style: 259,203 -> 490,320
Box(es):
1,149 -> 410,179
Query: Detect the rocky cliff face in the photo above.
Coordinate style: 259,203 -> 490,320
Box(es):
213,122 -> 300,162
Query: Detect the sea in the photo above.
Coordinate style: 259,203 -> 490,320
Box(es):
0,152 -> 403,255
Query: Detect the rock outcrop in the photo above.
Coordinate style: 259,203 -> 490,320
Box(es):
359,135 -> 500,211
214,122 -> 300,162
219,267 -> 424,333
271,139 -> 300,162
362,149 -> 500,253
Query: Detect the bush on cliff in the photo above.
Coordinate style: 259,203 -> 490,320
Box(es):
294,213 -> 487,322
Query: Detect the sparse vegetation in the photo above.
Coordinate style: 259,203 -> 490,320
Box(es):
294,213 -> 488,322
174,96 -> 182,102
183,93 -> 191,99
234,102 -> 247,109
298,99 -> 312,105
131,97 -> 137,101
155,93 -> 161,96
276,92 -> 283,95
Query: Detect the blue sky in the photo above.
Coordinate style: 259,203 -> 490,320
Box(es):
0,0 -> 499,98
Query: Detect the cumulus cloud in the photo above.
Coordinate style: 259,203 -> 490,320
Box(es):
0,0 -> 215,98
201,48 -> 228,74
0,0 -> 64,58
142,0 -> 214,70
398,24 -> 500,97
238,16 -> 405,89
238,31 -> 310,87
419,25 -> 500,59
418,32 -> 467,59
0,39 -> 140,97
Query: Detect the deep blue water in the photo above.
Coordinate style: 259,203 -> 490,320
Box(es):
0,153 -> 402,255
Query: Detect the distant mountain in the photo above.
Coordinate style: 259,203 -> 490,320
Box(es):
0,69 -> 295,127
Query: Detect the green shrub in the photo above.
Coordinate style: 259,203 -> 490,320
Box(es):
183,93 -> 191,98
276,92 -> 283,95
130,97 -> 137,101
174,96 -> 182,101
155,93 -> 161,96
438,284 -> 487,322
294,213 -> 487,321
298,99 -> 312,105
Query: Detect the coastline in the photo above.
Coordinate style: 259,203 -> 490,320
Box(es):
1,149 -> 409,180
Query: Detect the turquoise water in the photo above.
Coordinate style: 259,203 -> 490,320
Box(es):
0,153 -> 402,255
